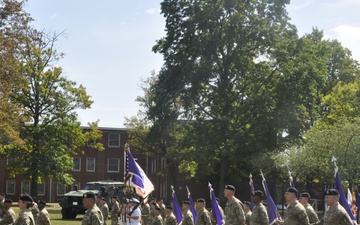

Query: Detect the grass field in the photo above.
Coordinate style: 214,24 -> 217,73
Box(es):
12,203 -> 83,225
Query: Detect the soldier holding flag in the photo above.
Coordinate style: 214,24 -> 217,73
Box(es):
321,189 -> 353,225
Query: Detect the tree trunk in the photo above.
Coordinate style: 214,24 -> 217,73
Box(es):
218,153 -> 229,205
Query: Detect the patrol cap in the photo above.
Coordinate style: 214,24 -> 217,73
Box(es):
224,185 -> 236,191
166,205 -> 173,210
196,198 -> 205,203
101,197 -> 106,201
182,200 -> 190,205
83,192 -> 96,199
149,197 -> 156,201
130,198 -> 140,203
286,187 -> 298,196
252,190 -> 264,197
299,192 -> 310,198
325,189 -> 339,196
4,199 -> 12,203
155,206 -> 161,211
19,194 -> 33,202
151,202 -> 157,206
244,201 -> 252,207
112,196 -> 118,199
38,200 -> 46,205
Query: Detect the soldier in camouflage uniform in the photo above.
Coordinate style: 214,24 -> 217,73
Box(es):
36,200 -> 51,225
250,190 -> 268,225
179,201 -> 194,225
0,199 -> 16,225
157,199 -> 166,219
243,201 -> 252,225
152,207 -> 164,225
30,198 -> 39,223
110,196 -> 120,225
148,202 -> 158,225
299,192 -> 319,224
320,189 -> 353,225
14,194 -> 35,225
141,202 -> 151,225
276,187 -> 309,225
0,193 -> 6,219
164,206 -> 177,225
223,185 -> 245,225
82,192 -> 103,225
100,198 -> 109,225
195,198 -> 211,225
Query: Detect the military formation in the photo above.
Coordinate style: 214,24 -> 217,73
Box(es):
0,185 -> 355,225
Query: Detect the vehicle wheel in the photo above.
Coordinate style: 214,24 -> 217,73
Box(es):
61,208 -> 71,219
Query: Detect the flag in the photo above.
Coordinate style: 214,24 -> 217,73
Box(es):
125,149 -> 154,198
208,183 -> 223,225
356,190 -> 360,222
288,169 -> 295,188
171,186 -> 183,224
261,170 -> 281,225
352,189 -> 358,219
348,189 -> 353,207
186,185 -> 197,223
249,173 -> 255,209
333,157 -> 357,225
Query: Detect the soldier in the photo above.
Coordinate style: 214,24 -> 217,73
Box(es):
243,201 -> 252,225
100,197 -> 109,225
110,196 -> 120,225
0,193 -> 6,219
179,201 -> 194,225
0,199 -> 16,225
152,207 -> 163,225
95,194 -> 102,208
14,194 -> 35,225
195,198 -> 211,225
141,200 -> 151,225
276,187 -> 309,225
210,198 -> 224,225
30,197 -> 39,223
157,199 -> 166,219
223,185 -> 245,225
36,200 -> 51,225
127,198 -> 141,225
148,202 -> 158,225
250,190 -> 268,225
321,189 -> 353,225
299,192 -> 319,224
164,206 -> 177,225
81,192 -> 103,225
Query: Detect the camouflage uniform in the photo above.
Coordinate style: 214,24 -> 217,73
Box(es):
30,203 -> 39,222
164,213 -> 177,225
224,197 -> 245,225
152,215 -> 164,225
284,201 -> 309,225
111,201 -> 120,225
210,205 -> 225,225
141,204 -> 150,225
0,200 -> 5,219
321,203 -> 353,225
245,211 -> 252,225
180,210 -> 194,225
36,208 -> 51,225
0,207 -> 16,225
147,209 -> 156,225
101,203 -> 109,225
159,205 -> 166,219
14,209 -> 35,225
82,205 -> 103,225
303,204 -> 319,224
195,208 -> 211,225
249,203 -> 268,225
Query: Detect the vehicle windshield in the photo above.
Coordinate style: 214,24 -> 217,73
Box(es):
82,183 -> 103,190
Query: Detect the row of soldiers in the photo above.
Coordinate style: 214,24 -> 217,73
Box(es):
0,193 -> 51,225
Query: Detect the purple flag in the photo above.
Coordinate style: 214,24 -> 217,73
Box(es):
261,171 -> 281,225
209,183 -> 223,225
171,186 -> 183,224
249,174 -> 255,209
187,186 -> 197,223
335,169 -> 357,225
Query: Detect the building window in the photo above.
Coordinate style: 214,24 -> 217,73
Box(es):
108,158 -> 120,172
6,180 -> 15,195
21,180 -> 31,194
87,139 -> 96,147
73,157 -> 81,171
108,134 -> 120,147
86,157 -> 95,172
37,183 -> 45,196
72,182 -> 81,191
57,184 -> 66,196
151,159 -> 157,173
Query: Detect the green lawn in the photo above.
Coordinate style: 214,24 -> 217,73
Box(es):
12,203 -> 82,225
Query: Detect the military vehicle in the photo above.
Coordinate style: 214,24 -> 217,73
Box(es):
59,180 -> 124,219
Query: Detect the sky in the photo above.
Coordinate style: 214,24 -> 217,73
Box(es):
25,0 -> 360,128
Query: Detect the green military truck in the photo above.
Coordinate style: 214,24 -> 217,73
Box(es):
59,180 -> 124,219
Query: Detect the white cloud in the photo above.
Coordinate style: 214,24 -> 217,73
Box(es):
287,0 -> 314,11
51,12 -> 58,18
332,25 -> 360,61
145,8 -> 161,15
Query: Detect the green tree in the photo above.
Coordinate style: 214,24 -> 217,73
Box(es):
3,29 -> 103,197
